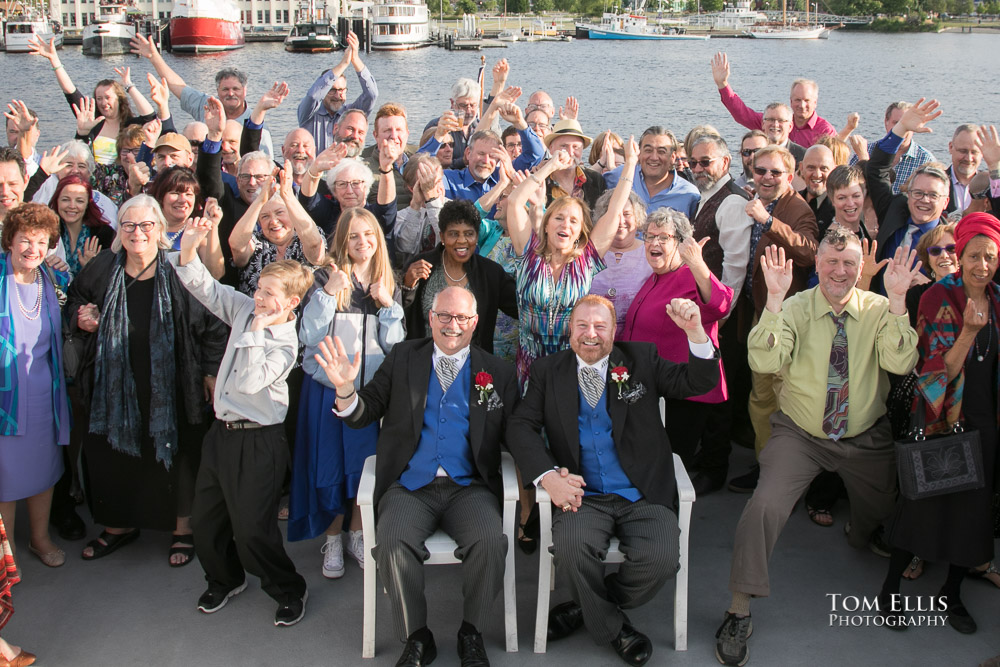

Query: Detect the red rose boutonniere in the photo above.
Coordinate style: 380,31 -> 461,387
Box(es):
610,366 -> 630,399
475,371 -> 494,405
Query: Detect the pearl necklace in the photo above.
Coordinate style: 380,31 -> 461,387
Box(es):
14,268 -> 43,320
443,263 -> 467,283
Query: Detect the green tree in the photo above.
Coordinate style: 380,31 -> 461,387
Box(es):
949,0 -> 973,13
455,0 -> 478,13
507,0 -> 530,11
700,0 -> 724,10
553,0 -> 577,10
533,0 -> 553,11
920,0 -> 947,13
880,0 -> 910,14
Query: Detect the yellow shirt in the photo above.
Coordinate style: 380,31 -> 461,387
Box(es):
748,286 -> 918,439
92,135 -> 117,165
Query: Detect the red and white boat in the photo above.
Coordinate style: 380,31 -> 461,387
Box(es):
170,0 -> 244,53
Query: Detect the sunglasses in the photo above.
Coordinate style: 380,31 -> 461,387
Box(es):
753,166 -> 787,178
740,148 -> 761,157
927,244 -> 957,256
688,157 -> 720,169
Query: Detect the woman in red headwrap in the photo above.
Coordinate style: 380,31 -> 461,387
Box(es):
877,212 -> 1000,635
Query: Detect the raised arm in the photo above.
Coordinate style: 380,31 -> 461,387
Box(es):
836,112 -> 860,143
376,137 -> 401,206
507,153 -> 573,255
147,73 -> 172,122
279,163 -> 325,265
300,143 -> 347,198
130,34 -> 188,100
591,136 -> 639,256
297,34 -> 354,126
198,197 -> 226,279
4,100 -> 36,161
711,52 -> 764,132
114,66 -> 154,118
229,174 -> 273,268
28,36 -> 76,95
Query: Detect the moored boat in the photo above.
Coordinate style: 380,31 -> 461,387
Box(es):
5,10 -> 63,52
170,0 -> 244,53
370,0 -> 430,50
82,1 -> 137,56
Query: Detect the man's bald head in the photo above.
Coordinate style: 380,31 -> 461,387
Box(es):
800,144 -> 835,198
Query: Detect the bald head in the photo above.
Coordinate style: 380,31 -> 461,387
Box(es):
800,144 -> 835,198
283,128 -> 316,178
528,91 -> 555,118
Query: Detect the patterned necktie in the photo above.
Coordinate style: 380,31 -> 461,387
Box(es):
822,312 -> 850,440
744,200 -> 777,297
436,356 -> 458,392
579,366 -> 605,409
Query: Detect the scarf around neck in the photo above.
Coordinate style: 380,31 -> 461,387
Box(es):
89,250 -> 178,469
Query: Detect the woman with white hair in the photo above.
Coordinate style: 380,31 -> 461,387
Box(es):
229,164 -> 326,296
66,195 -> 226,566
299,144 -> 401,239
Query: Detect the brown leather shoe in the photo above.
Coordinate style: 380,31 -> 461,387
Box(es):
0,649 -> 37,667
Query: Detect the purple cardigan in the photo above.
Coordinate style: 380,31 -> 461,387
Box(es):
621,265 -> 732,403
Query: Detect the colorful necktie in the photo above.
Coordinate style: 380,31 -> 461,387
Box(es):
822,312 -> 850,440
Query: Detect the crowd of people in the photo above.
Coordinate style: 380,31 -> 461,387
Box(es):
1,32 -> 999,667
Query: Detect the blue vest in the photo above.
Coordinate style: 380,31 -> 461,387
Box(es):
578,387 -> 641,502
399,358 -> 475,491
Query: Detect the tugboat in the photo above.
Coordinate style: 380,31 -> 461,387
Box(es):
82,1 -> 138,56
285,0 -> 337,52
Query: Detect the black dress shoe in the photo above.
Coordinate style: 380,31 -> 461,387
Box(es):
395,634 -> 437,667
457,630 -> 490,667
691,472 -> 726,497
610,622 -> 652,666
547,600 -> 584,641
50,509 -> 86,541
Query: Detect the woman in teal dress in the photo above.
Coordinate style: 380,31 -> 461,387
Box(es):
505,137 -> 639,388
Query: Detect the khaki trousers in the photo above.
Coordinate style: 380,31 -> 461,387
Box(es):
728,412 -> 897,598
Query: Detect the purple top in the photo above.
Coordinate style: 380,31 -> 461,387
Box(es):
622,265 -> 733,403
589,245 -> 653,340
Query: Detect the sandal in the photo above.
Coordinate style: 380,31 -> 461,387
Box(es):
902,556 -> 925,580
968,561 -> 1000,588
169,533 -> 196,568
81,529 -> 140,561
807,505 -> 834,528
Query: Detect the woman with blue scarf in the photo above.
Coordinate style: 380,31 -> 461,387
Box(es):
66,195 -> 226,566
0,203 -> 71,571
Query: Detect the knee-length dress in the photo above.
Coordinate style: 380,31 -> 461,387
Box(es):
514,233 -> 605,389
0,275 -> 68,503
889,275 -> 999,567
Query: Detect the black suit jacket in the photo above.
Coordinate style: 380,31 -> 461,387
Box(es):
799,189 -> 836,238
344,338 -> 519,509
507,342 -> 719,509
402,247 -> 518,355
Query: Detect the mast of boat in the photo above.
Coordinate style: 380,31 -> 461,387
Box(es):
782,0 -> 787,27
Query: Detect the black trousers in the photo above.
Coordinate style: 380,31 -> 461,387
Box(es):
663,398 -> 731,477
191,420 -> 306,601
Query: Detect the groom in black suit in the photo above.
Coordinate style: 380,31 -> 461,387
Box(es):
317,286 -> 518,667
508,294 -> 719,666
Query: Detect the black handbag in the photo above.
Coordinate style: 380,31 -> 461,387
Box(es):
895,395 -> 985,501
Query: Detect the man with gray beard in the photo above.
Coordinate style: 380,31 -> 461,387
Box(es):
688,133 -> 751,495
331,108 -> 369,158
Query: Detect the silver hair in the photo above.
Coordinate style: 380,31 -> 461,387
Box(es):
690,134 -> 730,158
215,68 -> 248,87
643,207 -> 693,242
237,150 -> 270,174
113,194 -> 171,252
325,158 -> 375,198
430,286 -> 478,315
450,77 -> 480,101
592,190 -> 646,230
60,140 -> 96,175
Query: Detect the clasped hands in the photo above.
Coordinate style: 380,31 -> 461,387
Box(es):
541,467 -> 586,512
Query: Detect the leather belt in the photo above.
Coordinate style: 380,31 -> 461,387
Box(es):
224,420 -> 264,431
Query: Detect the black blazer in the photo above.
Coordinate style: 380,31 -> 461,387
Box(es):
402,247 -> 518,354
344,338 -> 519,508
507,342 -> 719,509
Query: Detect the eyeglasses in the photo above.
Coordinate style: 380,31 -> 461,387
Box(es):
763,117 -> 791,125
688,157 -> 720,169
237,173 -> 270,183
909,189 -> 944,202
121,221 -> 156,233
740,148 -> 761,157
528,121 -> 550,131
334,179 -> 365,190
432,311 -> 474,325
120,148 -> 141,158
329,86 -> 347,94
640,232 -> 677,245
753,166 -> 787,178
927,244 -> 957,256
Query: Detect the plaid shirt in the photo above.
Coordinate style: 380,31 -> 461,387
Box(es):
851,140 -> 935,195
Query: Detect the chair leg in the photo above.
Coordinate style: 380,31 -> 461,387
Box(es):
534,503 -> 554,653
362,515 -> 377,657
502,498 -> 518,652
674,502 -> 691,651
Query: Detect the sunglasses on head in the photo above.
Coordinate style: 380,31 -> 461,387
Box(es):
927,244 -> 956,256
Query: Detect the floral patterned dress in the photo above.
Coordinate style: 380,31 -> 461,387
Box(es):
514,232 -> 605,389
487,234 -> 519,364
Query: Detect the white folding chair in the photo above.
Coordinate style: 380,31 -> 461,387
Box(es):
357,452 -> 520,658
532,398 -> 695,653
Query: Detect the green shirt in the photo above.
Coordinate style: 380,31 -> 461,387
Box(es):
748,286 -> 919,439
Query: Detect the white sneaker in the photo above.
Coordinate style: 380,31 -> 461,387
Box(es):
346,530 -> 365,570
321,535 -> 345,579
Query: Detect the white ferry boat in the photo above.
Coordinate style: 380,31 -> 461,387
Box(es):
82,1 -> 137,56
5,11 -> 63,52
369,0 -> 430,51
